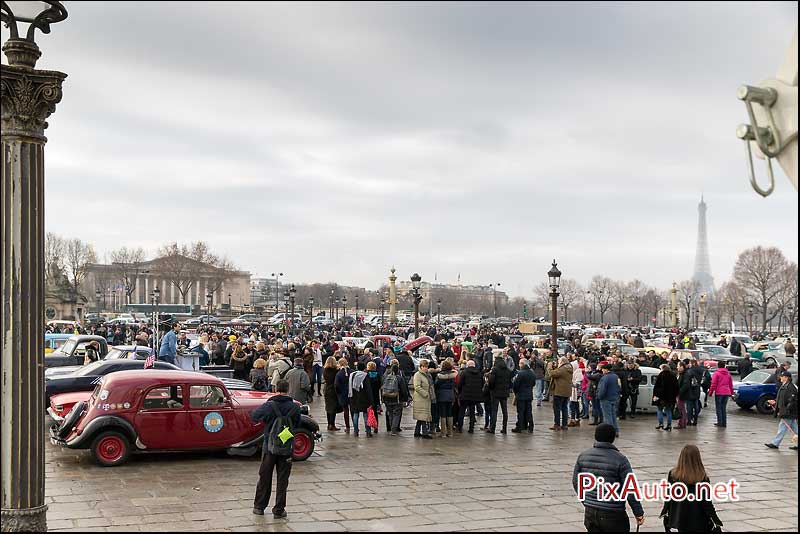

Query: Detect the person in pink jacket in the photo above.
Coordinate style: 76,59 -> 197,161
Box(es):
708,361 -> 734,428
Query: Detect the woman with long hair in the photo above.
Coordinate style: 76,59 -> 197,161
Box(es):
322,356 -> 341,431
334,357 -> 352,432
229,342 -> 249,380
659,445 -> 723,532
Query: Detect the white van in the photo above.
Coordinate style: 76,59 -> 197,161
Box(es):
635,366 -> 660,413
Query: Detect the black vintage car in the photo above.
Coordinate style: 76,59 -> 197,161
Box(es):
45,335 -> 109,369
45,358 -> 257,406
45,359 -> 179,404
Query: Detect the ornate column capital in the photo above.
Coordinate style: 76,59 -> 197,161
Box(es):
1,64 -> 67,142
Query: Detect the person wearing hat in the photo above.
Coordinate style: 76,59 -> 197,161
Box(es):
285,357 -> 313,404
596,363 -> 621,437
572,423 -> 645,532
765,370 -> 798,450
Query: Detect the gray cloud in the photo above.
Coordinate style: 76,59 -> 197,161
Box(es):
9,1 -> 797,294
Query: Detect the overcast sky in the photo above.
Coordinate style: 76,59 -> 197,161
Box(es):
8,1 -> 798,297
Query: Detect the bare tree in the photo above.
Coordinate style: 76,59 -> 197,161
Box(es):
63,238 -> 97,294
733,246 -> 789,330
776,262 -> 798,334
677,279 -> 701,329
626,279 -> 649,327
645,289 -> 664,327
157,242 -> 196,304
559,278 -> 582,322
609,280 -> 628,325
207,256 -> 237,304
534,282 -> 552,317
589,276 -> 613,324
109,246 -> 146,304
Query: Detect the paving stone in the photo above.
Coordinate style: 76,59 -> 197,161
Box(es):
42,395 -> 798,532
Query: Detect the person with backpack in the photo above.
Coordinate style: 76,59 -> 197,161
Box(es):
382,359 -> 408,435
348,361 -> 375,437
268,351 -> 293,392
249,358 -> 269,392
334,357 -> 352,433
251,378 -> 301,519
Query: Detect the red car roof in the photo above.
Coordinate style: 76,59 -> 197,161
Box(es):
100,370 -> 225,389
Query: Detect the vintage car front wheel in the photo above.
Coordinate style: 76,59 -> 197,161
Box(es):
91,431 -> 131,467
292,430 -> 314,462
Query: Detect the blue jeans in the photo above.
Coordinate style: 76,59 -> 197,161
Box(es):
553,396 -> 569,427
715,395 -> 729,427
581,391 -> 589,418
687,399 -> 700,423
657,404 -> 673,427
592,397 -> 602,421
600,400 -> 618,433
311,364 -> 323,386
771,418 -> 798,447
535,380 -> 545,403
351,411 -> 371,435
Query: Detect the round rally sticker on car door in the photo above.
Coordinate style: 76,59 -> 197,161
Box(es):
203,412 -> 224,432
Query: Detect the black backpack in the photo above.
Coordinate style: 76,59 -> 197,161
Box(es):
252,374 -> 268,392
266,402 -> 300,456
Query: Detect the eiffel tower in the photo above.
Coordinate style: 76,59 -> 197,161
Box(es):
692,195 -> 715,294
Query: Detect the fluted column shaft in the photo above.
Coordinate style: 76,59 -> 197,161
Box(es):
2,63 -> 67,533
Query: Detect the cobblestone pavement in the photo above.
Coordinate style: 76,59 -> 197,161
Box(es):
45,399 -> 797,532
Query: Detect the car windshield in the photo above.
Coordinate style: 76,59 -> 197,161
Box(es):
51,340 -> 75,355
701,346 -> 725,355
742,371 -> 771,384
105,348 -> 136,360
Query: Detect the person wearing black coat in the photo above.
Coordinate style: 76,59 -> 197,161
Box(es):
676,363 -> 692,429
625,362 -> 642,417
653,365 -> 679,431
659,445 -> 723,532
456,362 -> 484,433
737,354 -> 753,379
487,357 -> 512,434
512,360 -> 535,433
396,350 -> 416,385
586,365 -> 604,425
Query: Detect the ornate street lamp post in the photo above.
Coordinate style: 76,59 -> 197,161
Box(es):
410,273 -> 423,338
548,260 -> 562,356
308,296 -> 314,323
788,303 -> 795,336
342,295 -> 348,325
206,292 -> 213,330
489,282 -> 501,320
2,2 -> 68,530
151,287 -> 161,359
355,294 -> 359,324
289,284 -> 296,335
748,303 -> 754,332
271,272 -> 283,314
437,298 -> 441,325
329,286 -> 334,319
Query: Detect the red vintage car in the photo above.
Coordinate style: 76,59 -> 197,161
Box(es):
49,370 -> 321,467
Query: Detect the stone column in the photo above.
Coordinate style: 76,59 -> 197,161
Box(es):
2,63 -> 67,532
388,267 -> 397,324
